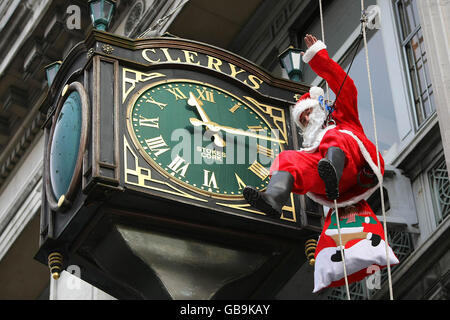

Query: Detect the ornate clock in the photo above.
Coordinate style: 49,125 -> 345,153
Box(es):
126,79 -> 285,199
37,33 -> 318,300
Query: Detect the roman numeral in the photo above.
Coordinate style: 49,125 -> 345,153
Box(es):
166,87 -> 187,100
257,144 -> 275,158
248,160 -> 269,180
203,169 -> 218,189
138,115 -> 159,128
234,173 -> 247,190
145,95 -> 167,110
228,103 -> 241,113
145,135 -> 170,157
167,155 -> 190,177
196,88 -> 215,103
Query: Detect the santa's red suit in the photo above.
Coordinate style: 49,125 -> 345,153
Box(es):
270,40 -> 384,208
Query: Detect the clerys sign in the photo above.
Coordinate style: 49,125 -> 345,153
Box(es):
142,47 -> 264,90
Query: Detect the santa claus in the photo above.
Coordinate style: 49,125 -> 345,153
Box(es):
243,34 -> 385,218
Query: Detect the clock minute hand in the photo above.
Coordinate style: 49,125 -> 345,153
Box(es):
188,92 -> 210,121
189,118 -> 286,144
187,92 -> 226,147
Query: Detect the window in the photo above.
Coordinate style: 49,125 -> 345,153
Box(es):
393,0 -> 435,128
429,158 -> 450,224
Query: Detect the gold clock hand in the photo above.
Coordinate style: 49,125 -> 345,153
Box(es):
189,118 -> 286,144
188,92 -> 210,121
187,92 -> 226,148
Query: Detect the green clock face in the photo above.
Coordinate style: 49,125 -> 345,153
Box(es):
126,79 -> 284,198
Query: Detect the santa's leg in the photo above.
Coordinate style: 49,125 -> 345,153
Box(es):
243,171 -> 294,218
243,150 -> 321,218
318,147 -> 346,200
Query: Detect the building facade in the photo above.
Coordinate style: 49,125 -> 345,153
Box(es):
0,0 -> 448,300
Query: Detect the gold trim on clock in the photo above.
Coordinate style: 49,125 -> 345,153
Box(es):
216,193 -> 297,222
243,96 -> 288,142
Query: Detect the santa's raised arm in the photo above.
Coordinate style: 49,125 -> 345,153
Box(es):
302,34 -> 364,133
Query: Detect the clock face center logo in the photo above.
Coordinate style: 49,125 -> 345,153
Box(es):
127,80 -> 284,198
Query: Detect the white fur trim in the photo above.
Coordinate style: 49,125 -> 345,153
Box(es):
325,226 -> 364,236
339,130 -> 383,183
302,40 -> 327,64
306,129 -> 384,209
292,99 -> 320,128
310,86 -> 324,99
298,125 -> 336,153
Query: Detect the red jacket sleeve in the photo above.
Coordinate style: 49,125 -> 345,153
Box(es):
307,46 -> 364,131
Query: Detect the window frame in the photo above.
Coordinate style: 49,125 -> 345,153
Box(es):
392,0 -> 436,130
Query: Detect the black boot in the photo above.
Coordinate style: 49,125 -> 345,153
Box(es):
243,171 -> 294,219
368,233 -> 381,247
318,147 -> 346,200
331,249 -> 343,262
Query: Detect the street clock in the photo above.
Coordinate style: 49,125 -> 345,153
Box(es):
36,30 -> 322,299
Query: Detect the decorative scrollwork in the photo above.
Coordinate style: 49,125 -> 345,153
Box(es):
102,44 -> 114,55
430,159 -> 450,222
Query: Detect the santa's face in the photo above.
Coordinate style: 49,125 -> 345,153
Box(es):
301,106 -> 327,148
300,108 -> 313,127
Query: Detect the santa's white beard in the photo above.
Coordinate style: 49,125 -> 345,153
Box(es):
301,107 -> 327,148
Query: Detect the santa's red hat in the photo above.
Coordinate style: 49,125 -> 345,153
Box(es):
292,86 -> 325,129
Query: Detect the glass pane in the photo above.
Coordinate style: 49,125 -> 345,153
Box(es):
397,0 -> 420,39
397,1 -> 410,39
404,0 -> 420,32
405,42 -> 426,125
423,55 -> 432,85
103,2 -> 114,20
404,27 -> 435,126
424,89 -> 435,119
281,54 -> 293,74
291,52 -> 302,70
90,2 -> 102,19
422,95 -> 432,119
410,33 -> 421,64
428,89 -> 435,114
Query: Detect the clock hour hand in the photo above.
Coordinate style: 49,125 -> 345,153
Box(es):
187,92 -> 226,148
189,118 -> 286,144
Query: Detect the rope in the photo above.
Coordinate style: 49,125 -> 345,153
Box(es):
318,0 -> 331,105
360,0 -> 394,300
319,0 -> 351,301
333,200 -> 351,300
